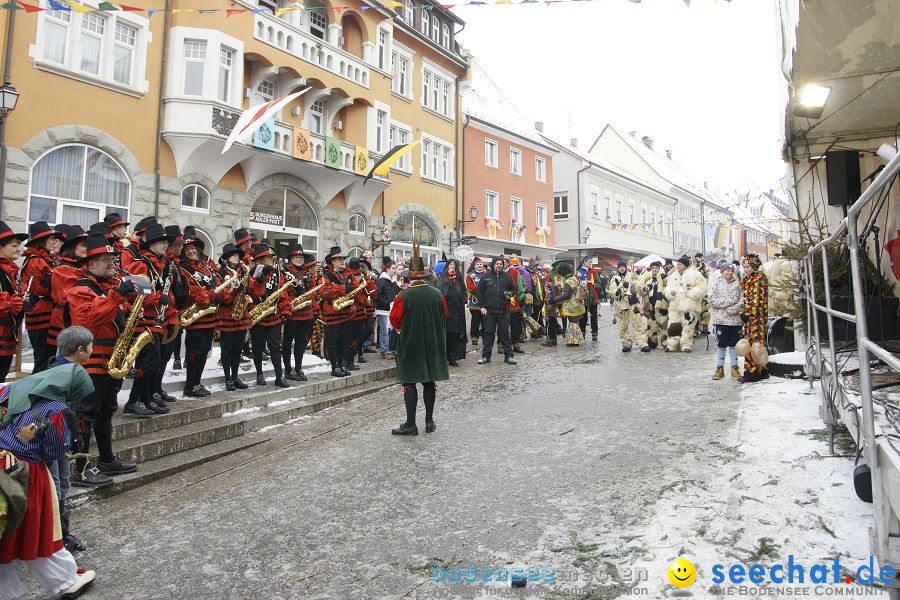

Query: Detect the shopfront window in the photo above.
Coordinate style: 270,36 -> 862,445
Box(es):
389,212 -> 439,266
249,187 -> 318,257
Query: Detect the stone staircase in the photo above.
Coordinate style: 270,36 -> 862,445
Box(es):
68,361 -> 397,506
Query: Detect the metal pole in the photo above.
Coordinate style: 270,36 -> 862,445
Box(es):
152,0 -> 172,218
847,211 -> 889,562
804,256 -> 815,391
0,4 -> 16,215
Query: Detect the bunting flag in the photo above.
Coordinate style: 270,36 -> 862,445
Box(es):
0,0 -> 732,12
363,139 -> 422,185
354,145 -> 369,175
221,88 -> 309,154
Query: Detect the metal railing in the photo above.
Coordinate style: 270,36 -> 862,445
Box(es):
802,148 -> 900,574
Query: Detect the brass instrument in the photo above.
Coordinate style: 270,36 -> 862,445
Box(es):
249,269 -> 296,326
291,282 -> 325,312
180,270 -> 240,328
333,281 -> 367,311
231,264 -> 252,320
108,280 -> 154,379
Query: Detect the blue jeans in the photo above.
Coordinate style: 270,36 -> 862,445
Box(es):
377,314 -> 392,355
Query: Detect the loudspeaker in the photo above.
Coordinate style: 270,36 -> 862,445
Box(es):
825,150 -> 861,206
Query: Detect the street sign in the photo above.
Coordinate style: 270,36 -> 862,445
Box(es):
454,244 -> 474,262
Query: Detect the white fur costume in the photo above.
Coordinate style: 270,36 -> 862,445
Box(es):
664,265 -> 708,352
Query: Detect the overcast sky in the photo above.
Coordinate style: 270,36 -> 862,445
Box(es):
453,0 -> 788,193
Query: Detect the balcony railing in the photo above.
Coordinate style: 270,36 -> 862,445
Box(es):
254,12 -> 370,89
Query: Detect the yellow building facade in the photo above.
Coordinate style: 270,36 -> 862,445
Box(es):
0,0 -> 467,263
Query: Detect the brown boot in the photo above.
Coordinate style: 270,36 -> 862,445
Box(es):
712,366 -> 725,380
731,366 -> 741,379
541,340 -> 557,347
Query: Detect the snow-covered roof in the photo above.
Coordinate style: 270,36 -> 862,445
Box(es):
462,61 -> 547,148
595,125 -> 727,209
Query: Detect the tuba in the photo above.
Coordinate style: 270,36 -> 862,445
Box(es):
108,283 -> 154,380
180,269 -> 240,328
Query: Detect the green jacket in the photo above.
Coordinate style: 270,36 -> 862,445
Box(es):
395,283 -> 450,384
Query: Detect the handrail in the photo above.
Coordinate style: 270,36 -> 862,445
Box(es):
809,151 -> 900,253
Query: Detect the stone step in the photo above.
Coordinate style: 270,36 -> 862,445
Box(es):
109,376 -> 397,465
110,363 -> 396,442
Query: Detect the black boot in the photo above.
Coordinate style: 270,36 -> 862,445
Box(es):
256,374 -> 267,386
424,383 -> 436,433
233,378 -> 248,390
331,355 -> 347,377
392,384 -> 419,435
226,380 -> 236,392
345,352 -> 360,371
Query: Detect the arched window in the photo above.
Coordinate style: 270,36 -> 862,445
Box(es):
348,213 -> 366,235
181,183 -> 210,212
250,187 -> 319,257
347,246 -> 363,259
441,24 -> 450,48
192,228 -> 215,258
419,11 -> 429,35
28,144 -> 130,228
389,212 -> 439,266
309,98 -> 325,135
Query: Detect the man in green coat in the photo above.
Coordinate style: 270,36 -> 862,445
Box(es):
388,244 -> 449,435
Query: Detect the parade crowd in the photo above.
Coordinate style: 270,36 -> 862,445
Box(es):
0,214 -> 768,599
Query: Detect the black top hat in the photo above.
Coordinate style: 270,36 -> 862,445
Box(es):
142,223 -> 175,249
289,243 -> 305,257
234,228 -> 252,246
104,212 -> 129,228
134,216 -> 157,234
302,253 -> 317,267
359,256 -> 372,271
82,233 -> 117,260
220,242 -> 242,262
25,221 -> 57,247
252,243 -> 274,261
182,226 -> 204,251
88,222 -> 114,239
325,246 -> 345,263
0,220 -> 28,245
60,225 -> 88,251
347,257 -> 361,272
165,225 -> 183,243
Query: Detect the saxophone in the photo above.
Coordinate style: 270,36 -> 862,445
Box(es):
231,264 -> 252,320
180,269 -> 240,328
333,281 -> 367,311
107,293 -> 154,379
249,269 -> 296,326
291,282 -> 325,311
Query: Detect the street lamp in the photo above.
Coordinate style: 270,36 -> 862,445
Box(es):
450,205 -> 479,249
582,226 -> 591,244
0,84 -> 19,116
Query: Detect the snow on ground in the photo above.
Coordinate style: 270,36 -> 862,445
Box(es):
159,345 -> 330,387
635,378 -> 877,597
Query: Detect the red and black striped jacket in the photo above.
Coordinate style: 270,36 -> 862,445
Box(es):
18,247 -> 54,331
216,263 -> 251,332
127,251 -> 173,334
249,268 -> 291,327
47,257 -> 83,348
284,264 -> 316,321
0,258 -> 22,357
119,238 -> 141,271
348,271 -> 369,322
364,273 -> 378,319
65,273 -> 126,376
180,258 -> 218,330
321,267 -> 356,325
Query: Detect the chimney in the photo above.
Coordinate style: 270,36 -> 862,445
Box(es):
534,121 -> 544,133
627,130 -> 637,138
703,181 -> 708,189
570,138 -> 578,148
641,136 -> 654,150
666,149 -> 673,160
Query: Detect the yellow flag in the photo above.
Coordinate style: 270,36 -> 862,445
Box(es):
62,0 -> 93,13
276,6 -> 298,16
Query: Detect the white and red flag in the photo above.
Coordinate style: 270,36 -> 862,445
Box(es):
221,88 -> 309,154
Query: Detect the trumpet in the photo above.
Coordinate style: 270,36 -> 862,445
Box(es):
291,282 -> 325,311
180,270 -> 241,328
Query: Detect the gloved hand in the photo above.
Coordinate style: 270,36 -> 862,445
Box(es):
345,280 -> 356,293
116,280 -> 137,296
261,265 -> 275,276
39,273 -> 51,290
158,293 -> 169,307
22,295 -> 34,314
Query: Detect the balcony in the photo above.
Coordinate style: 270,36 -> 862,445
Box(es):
162,97 -> 387,213
253,12 -> 370,89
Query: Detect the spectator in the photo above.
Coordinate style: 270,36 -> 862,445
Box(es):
708,263 -> 743,380
375,257 -> 400,359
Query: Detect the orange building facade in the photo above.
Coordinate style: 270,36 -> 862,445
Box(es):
461,114 -> 559,261
0,0 -> 468,264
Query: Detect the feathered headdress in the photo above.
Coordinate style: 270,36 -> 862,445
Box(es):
408,233 -> 427,280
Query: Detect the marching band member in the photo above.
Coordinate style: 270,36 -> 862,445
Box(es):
159,225 -> 186,386
215,243 -> 250,392
358,256 -> 378,362
180,229 -> 218,397
19,221 -> 63,374
119,216 -> 156,271
66,234 -> 139,485
282,249 -> 317,381
248,244 -> 290,388
0,221 -> 27,381
124,223 -> 175,417
321,246 -> 356,377
47,225 -> 88,353
608,259 -> 650,352
234,228 -> 253,265
345,257 -> 369,372
465,257 -> 485,346
103,212 -> 129,257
